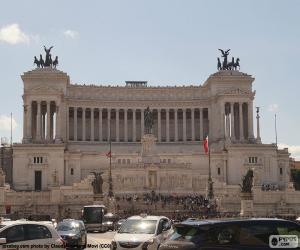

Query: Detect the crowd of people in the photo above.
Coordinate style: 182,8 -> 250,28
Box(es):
114,191 -> 218,218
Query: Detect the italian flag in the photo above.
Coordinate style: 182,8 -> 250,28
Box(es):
203,136 -> 209,154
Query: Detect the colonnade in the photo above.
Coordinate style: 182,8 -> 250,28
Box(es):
68,107 -> 210,142
224,102 -> 254,141
23,100 -> 60,142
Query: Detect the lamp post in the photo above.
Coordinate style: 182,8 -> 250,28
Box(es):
108,119 -> 114,198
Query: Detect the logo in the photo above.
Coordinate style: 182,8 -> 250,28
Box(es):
269,235 -> 298,248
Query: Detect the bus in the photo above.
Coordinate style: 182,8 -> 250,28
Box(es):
82,205 -> 107,232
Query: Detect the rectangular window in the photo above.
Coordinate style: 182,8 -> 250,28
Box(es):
248,157 -> 258,164
280,168 -> 283,175
218,168 -> 221,175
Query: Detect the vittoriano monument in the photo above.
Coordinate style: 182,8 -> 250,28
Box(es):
34,46 -> 59,68
217,49 -> 240,71
144,107 -> 154,134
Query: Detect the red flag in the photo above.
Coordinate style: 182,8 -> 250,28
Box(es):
203,136 -> 209,154
106,151 -> 112,158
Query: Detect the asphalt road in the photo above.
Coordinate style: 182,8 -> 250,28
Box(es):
87,231 -> 115,249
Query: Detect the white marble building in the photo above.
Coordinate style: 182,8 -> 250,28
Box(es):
12,67 -> 292,202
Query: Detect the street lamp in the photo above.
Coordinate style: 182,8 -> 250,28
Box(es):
108,119 -> 114,198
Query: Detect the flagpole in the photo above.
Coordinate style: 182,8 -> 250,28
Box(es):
275,114 -> 278,148
207,137 -> 214,201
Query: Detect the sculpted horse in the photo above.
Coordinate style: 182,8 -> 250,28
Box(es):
52,56 -> 58,68
226,57 -> 235,70
39,54 -> 45,68
233,58 -> 240,70
217,58 -> 222,70
34,56 -> 40,68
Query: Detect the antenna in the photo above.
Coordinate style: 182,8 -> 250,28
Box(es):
275,114 -> 278,148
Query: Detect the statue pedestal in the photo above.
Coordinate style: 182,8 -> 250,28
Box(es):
93,194 -> 104,205
240,193 -> 253,217
141,134 -> 156,155
141,134 -> 159,164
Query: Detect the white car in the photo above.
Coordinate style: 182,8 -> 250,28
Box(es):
0,221 -> 65,249
111,214 -> 172,250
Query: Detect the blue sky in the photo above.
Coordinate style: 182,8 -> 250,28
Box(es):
0,0 -> 299,159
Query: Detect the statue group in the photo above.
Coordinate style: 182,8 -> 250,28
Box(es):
34,46 -> 58,68
144,107 -> 154,134
240,169 -> 254,193
217,49 -> 240,71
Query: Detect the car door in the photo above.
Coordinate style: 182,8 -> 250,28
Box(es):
0,224 -> 26,249
23,224 -> 54,249
237,220 -> 300,250
156,219 -> 172,247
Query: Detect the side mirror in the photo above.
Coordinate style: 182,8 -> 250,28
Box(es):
162,223 -> 171,231
0,238 -> 7,244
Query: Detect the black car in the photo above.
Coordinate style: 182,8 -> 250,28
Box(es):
159,218 -> 300,250
57,219 -> 87,249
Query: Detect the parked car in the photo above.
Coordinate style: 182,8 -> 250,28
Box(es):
159,218 -> 300,250
0,221 -> 65,249
102,213 -> 119,232
56,219 -> 87,249
115,219 -> 126,231
111,214 -> 172,250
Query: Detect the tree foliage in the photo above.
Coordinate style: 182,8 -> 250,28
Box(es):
291,169 -> 300,190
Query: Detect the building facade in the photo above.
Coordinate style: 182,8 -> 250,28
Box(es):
12,68 -> 291,196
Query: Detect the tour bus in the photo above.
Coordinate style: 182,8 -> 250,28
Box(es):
82,204 -> 107,232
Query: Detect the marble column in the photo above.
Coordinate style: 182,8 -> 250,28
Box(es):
230,103 -> 235,141
27,101 -> 32,140
36,101 -> 42,141
55,103 -> 61,141
107,109 -> 111,140
239,103 -> 244,141
158,109 -> 161,141
74,107 -> 77,141
132,109 -> 136,142
220,102 -> 225,139
248,101 -> 254,140
23,104 -> 26,141
66,107 -> 70,141
91,108 -> 94,141
199,108 -> 203,140
82,107 -> 86,141
226,114 -> 230,140
99,108 -> 102,141
256,107 -> 261,143
116,109 -> 119,142
174,109 -> 178,141
191,108 -> 195,141
166,108 -> 170,142
46,101 -> 51,140
42,112 -> 46,140
124,109 -> 128,142
141,108 -> 144,137
183,109 -> 187,141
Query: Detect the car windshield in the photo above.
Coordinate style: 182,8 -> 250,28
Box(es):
57,222 -> 80,232
118,219 -> 157,234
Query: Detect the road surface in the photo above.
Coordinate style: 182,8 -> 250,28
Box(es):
87,231 -> 115,249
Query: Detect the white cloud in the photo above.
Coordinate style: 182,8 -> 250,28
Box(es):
0,23 -> 30,45
0,115 -> 17,131
63,30 -> 79,39
278,143 -> 300,160
268,103 -> 279,112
